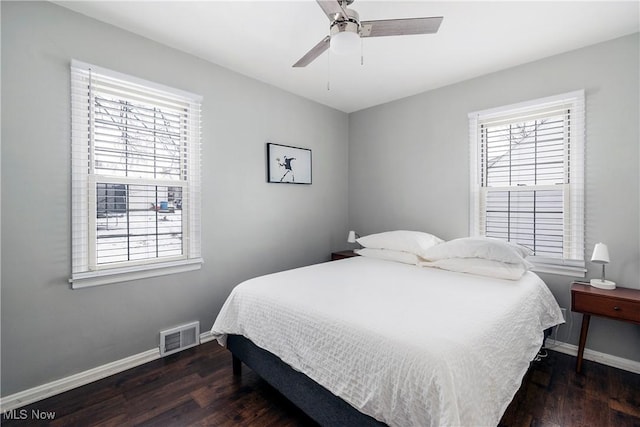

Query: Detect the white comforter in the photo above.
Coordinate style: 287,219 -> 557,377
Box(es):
211,257 -> 563,426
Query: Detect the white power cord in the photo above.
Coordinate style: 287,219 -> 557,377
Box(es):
535,286 -> 574,360
540,286 -> 574,354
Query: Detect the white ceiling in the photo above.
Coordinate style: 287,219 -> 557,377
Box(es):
54,1 -> 639,113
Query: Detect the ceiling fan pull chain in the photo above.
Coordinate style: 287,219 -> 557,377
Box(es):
361,38 -> 364,66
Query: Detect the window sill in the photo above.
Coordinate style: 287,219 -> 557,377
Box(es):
69,258 -> 203,289
530,262 -> 586,277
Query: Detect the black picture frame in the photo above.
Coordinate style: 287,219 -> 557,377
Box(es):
267,143 -> 312,184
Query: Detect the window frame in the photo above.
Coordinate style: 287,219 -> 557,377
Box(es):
469,90 -> 586,276
70,60 -> 203,288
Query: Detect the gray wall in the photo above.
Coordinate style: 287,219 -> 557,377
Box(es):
1,1 -> 348,396
2,0 -> 638,399
349,33 -> 640,362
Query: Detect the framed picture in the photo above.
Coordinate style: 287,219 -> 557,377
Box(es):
267,143 -> 312,184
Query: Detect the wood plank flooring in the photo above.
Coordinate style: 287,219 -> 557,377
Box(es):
2,340 -> 639,426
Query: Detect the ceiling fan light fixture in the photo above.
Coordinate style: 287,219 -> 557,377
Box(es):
330,21 -> 360,55
331,31 -> 360,55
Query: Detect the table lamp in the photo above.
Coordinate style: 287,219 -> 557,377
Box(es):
590,243 -> 616,290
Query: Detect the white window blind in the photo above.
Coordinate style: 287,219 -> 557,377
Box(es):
70,60 -> 202,288
469,91 -> 585,276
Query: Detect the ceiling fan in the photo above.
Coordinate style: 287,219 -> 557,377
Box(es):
293,0 -> 443,67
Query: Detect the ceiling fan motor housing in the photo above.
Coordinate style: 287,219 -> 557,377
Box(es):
330,20 -> 359,37
330,8 -> 360,36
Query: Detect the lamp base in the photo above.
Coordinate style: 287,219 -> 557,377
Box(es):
590,279 -> 616,290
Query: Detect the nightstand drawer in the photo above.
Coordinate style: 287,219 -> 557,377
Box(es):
573,293 -> 640,323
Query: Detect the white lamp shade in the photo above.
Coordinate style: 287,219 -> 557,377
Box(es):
347,230 -> 357,243
591,243 -> 610,264
331,31 -> 360,55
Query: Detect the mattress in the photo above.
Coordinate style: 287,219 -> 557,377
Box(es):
211,256 -> 564,426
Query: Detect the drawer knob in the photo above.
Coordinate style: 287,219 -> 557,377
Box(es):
613,306 -> 621,311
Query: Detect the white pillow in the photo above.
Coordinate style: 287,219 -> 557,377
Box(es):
356,230 -> 443,257
421,237 -> 530,266
505,241 -> 534,258
354,248 -> 421,265
419,258 -> 528,280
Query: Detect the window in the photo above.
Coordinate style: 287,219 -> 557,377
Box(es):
70,60 -> 202,288
469,91 -> 585,276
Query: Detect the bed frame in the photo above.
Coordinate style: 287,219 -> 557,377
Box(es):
227,334 -> 385,426
227,330 -> 553,425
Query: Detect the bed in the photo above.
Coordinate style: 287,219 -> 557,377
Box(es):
211,235 -> 564,426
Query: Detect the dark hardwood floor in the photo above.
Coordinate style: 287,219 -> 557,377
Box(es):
2,340 -> 639,426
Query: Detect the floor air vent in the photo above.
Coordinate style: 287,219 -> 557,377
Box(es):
160,321 -> 200,356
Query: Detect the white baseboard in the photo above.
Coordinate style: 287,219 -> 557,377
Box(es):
2,333 -> 636,412
200,330 -> 215,344
546,339 -> 640,374
0,330 -> 217,412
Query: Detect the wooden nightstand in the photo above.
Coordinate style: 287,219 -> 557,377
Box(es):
331,250 -> 359,261
570,282 -> 640,373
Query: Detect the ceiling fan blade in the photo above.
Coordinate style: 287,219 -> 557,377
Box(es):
316,0 -> 347,21
360,17 -> 443,38
293,36 -> 331,67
